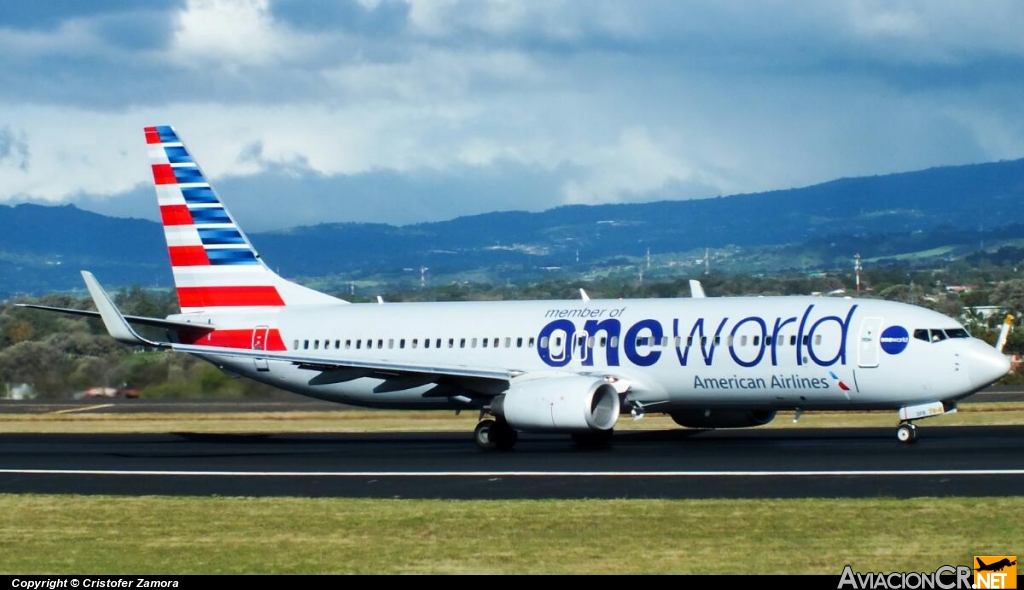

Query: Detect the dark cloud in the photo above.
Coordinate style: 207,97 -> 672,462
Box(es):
0,126 -> 30,171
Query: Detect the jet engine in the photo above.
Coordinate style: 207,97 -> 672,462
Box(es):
490,376 -> 620,432
669,409 -> 777,429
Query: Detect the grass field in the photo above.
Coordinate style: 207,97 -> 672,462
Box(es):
1,404 -> 1021,574
1,495 -> 1021,574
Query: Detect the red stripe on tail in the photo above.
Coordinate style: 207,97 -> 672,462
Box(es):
160,205 -> 193,226
177,286 -> 285,308
144,127 -> 162,144
152,164 -> 177,184
167,246 -> 210,266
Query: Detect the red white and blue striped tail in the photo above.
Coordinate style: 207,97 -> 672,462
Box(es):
145,125 -> 343,314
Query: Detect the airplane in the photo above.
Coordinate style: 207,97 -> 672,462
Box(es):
974,557 -> 1015,573
20,125 -> 1012,451
976,557 -> 1016,572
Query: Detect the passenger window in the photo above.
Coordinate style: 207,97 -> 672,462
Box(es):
449,338 -> 455,348
412,339 -> 418,349
588,337 -> 596,348
356,340 -> 362,350
425,339 -> 431,349
687,337 -> 693,347
334,340 -> 340,349
493,338 -> 499,348
790,335 -> 796,346
610,336 -> 618,348
437,339 -> 442,348
505,337 -> 511,348
471,338 -> 478,348
460,338 -> 466,348
802,336 -> 809,346
914,329 -> 929,342
673,337 -> 680,347
482,338 -> 488,348
293,340 -> 299,349
388,339 -> 394,349
814,335 -> 822,346
765,336 -> 772,346
400,339 -> 406,349
662,337 -> 668,347
377,339 -> 383,349
528,337 -> 535,347
540,337 -> 549,348
741,335 -> 748,346
367,340 -> 373,350
753,336 -> 760,346
555,337 -> 562,347
517,337 -> 523,348
303,340 -> 309,350
314,340 -> 320,350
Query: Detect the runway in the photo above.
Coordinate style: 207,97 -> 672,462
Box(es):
2,426 -> 1023,499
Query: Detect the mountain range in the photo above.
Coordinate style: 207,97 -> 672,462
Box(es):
2,158 -> 1023,298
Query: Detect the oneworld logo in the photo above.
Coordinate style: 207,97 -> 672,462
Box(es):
880,326 -> 910,355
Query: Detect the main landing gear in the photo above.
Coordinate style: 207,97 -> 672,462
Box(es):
474,418 -> 518,451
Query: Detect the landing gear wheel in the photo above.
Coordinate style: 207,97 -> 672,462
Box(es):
474,419 -> 518,451
571,429 -> 614,449
896,423 -> 918,444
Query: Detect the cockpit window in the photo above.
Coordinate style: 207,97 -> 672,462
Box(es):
914,328 -> 970,343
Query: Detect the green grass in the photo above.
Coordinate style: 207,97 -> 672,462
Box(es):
1,495 -> 1020,574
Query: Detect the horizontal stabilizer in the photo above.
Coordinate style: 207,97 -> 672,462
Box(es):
15,303 -> 217,334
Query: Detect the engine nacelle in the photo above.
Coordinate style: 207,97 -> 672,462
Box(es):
491,376 -> 620,432
670,409 -> 777,429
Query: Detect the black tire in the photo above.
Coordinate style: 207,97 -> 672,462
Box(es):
475,420 -> 497,451
896,424 -> 917,444
491,419 -> 519,451
475,419 -> 518,451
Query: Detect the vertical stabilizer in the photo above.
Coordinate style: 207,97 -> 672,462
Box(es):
145,125 -> 343,313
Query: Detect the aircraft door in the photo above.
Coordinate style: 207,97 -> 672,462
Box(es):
252,325 -> 271,372
857,317 -> 883,368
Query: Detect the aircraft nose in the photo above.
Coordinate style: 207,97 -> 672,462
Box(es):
965,339 -> 1011,389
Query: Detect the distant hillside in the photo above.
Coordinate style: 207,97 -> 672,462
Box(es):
2,158 -> 1023,297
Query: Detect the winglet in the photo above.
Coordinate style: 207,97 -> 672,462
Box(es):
996,314 -> 1014,354
81,271 -> 161,347
579,288 -> 590,302
689,279 -> 706,298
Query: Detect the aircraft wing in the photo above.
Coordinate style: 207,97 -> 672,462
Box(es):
79,271 -> 520,384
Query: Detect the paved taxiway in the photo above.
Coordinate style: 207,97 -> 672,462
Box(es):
2,426 -> 1023,499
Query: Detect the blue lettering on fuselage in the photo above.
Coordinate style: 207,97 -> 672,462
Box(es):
536,304 -> 858,369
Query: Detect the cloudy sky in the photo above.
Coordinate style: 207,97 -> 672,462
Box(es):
1,1 -> 1022,231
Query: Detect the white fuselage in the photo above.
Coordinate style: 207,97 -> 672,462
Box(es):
175,296 -> 1008,413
